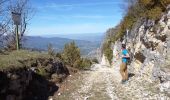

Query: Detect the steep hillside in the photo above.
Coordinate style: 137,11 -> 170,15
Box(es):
102,1 -> 170,97
102,0 -> 170,64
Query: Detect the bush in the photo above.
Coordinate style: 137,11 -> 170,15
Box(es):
104,47 -> 113,64
55,52 -> 62,60
102,41 -> 113,64
73,59 -> 83,68
37,68 -> 49,77
160,0 -> 170,9
62,41 -> 81,67
62,41 -> 92,69
47,43 -> 55,56
147,6 -> 162,20
92,58 -> 99,63
73,58 -> 92,69
81,58 -> 92,69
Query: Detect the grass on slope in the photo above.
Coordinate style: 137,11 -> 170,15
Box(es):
0,50 -> 50,71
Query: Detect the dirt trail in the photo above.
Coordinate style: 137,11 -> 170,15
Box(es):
54,61 -> 170,100
71,64 -> 120,100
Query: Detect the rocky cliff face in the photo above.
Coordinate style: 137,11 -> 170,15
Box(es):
112,7 -> 170,94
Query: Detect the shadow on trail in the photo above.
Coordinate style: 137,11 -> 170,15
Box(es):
128,73 -> 135,79
0,57 -> 70,100
0,69 -> 59,100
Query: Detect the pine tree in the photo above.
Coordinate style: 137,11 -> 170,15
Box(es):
62,41 -> 81,67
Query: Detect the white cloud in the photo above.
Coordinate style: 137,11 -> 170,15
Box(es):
46,1 -> 123,8
40,1 -> 125,11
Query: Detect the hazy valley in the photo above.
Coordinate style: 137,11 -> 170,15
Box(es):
24,33 -> 103,55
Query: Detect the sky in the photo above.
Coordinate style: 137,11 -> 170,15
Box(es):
28,0 -> 125,36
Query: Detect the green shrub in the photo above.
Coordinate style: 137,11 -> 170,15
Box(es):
160,0 -> 170,9
47,43 -> 55,56
73,58 -> 92,69
37,67 -> 49,77
55,52 -> 62,60
81,58 -> 92,69
102,41 -> 113,64
92,58 -> 99,63
104,47 -> 113,64
62,41 -> 81,67
147,6 -> 162,20
73,59 -> 83,68
62,41 -> 92,69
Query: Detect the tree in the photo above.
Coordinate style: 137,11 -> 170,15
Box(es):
0,0 -> 9,47
62,41 -> 81,67
0,0 -> 34,50
47,43 -> 55,56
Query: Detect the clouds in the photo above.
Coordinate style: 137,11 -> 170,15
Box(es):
37,1 -> 125,12
45,1 -> 124,9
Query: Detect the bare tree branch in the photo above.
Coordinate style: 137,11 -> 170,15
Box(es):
0,0 -> 34,50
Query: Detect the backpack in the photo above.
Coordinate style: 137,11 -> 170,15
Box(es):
127,51 -> 132,65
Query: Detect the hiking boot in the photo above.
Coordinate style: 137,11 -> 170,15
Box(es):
121,80 -> 126,84
121,80 -> 128,84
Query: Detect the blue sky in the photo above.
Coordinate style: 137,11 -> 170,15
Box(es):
28,0 -> 125,36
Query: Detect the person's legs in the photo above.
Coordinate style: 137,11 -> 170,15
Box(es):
120,63 -> 126,80
124,63 -> 128,80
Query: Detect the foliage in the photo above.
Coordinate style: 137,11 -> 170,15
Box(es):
0,0 -> 34,50
62,41 -> 81,67
37,67 -> 49,77
47,43 -> 55,56
62,41 -> 92,69
55,52 -> 62,59
81,58 -> 92,69
73,58 -> 92,69
138,0 -> 169,20
0,50 -> 50,70
147,6 -> 162,20
160,0 -> 170,9
92,58 -> 99,63
102,0 -> 170,63
102,41 -> 113,64
139,0 -> 153,7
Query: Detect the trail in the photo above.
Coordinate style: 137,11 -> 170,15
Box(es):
55,56 -> 170,100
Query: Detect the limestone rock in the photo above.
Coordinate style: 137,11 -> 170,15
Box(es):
160,81 -> 170,93
110,7 -> 170,93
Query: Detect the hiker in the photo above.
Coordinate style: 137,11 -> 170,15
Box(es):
120,44 -> 130,84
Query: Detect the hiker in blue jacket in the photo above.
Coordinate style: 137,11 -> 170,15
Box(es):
120,44 -> 129,84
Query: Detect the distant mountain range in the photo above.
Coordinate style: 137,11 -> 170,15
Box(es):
24,36 -> 102,55
43,33 -> 104,42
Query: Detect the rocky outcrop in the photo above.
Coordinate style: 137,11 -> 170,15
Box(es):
112,6 -> 170,94
100,54 -> 110,66
0,58 -> 69,100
